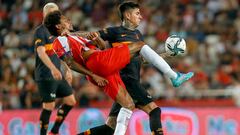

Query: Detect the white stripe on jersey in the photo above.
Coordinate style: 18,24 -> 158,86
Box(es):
57,36 -> 70,53
79,36 -> 91,42
69,35 -> 90,51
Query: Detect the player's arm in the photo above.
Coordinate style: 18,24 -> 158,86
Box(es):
34,29 -> 62,80
87,32 -> 106,50
71,31 -> 89,37
61,55 -> 108,86
97,27 -> 114,41
71,31 -> 106,50
61,60 -> 72,85
72,27 -> 116,49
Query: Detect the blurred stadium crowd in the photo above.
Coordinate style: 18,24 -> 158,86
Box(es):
0,0 -> 240,110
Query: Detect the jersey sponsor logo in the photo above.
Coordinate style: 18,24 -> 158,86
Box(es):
147,95 -> 152,99
34,39 -> 42,45
50,93 -> 56,98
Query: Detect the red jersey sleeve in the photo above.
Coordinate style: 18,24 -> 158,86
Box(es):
52,39 -> 66,59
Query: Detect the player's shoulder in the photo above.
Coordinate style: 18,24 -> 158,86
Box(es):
104,26 -> 122,32
34,24 -> 46,34
135,29 -> 142,34
54,36 -> 71,46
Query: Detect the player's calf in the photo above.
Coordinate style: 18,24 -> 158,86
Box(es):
40,109 -> 52,135
114,86 -> 135,135
139,102 -> 164,135
149,108 -> 164,135
50,104 -> 73,134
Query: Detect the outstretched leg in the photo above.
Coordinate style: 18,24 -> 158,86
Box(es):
139,45 -> 194,87
127,42 -> 194,87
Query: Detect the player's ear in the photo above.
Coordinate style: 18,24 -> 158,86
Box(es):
56,24 -> 61,29
124,11 -> 131,21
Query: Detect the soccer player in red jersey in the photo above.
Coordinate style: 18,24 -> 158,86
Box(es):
35,3 -> 108,135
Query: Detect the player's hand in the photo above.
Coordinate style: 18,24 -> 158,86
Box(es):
86,32 -> 99,41
61,29 -> 70,36
51,68 -> 62,80
65,69 -> 73,85
92,74 -> 108,87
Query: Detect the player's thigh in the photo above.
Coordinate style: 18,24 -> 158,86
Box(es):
56,79 -> 73,99
104,73 -> 134,110
122,77 -> 153,108
115,84 -> 135,110
104,73 -> 125,100
37,80 -> 58,103
86,45 -> 130,76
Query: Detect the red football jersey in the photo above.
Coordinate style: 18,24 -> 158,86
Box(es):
52,35 -> 96,65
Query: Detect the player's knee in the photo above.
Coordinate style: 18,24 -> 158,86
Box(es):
63,94 -> 76,106
66,97 -> 76,106
120,94 -> 135,110
138,41 -> 145,48
129,42 -> 144,54
124,100 -> 135,110
68,99 -> 76,106
43,102 -> 55,110
146,102 -> 158,114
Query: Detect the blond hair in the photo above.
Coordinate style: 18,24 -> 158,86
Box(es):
43,3 -> 59,18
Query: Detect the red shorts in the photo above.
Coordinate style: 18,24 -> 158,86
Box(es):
85,45 -> 130,100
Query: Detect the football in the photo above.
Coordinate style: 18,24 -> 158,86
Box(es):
165,35 -> 186,56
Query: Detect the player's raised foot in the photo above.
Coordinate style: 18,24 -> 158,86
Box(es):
171,72 -> 194,87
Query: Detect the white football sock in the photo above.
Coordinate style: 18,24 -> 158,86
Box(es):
140,45 -> 178,79
113,107 -> 132,135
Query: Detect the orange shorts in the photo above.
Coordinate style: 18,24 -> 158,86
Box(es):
85,45 -> 130,100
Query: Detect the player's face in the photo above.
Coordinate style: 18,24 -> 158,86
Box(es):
57,15 -> 73,34
128,8 -> 142,27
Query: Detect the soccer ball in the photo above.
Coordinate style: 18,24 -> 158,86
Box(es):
165,35 -> 186,56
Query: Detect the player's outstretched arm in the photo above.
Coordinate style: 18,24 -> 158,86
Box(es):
71,31 -> 89,38
88,32 -> 106,50
62,55 -> 108,86
71,31 -> 106,50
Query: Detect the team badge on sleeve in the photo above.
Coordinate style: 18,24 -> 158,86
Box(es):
35,39 -> 42,45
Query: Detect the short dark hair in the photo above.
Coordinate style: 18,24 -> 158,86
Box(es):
119,2 -> 140,21
44,10 -> 62,36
